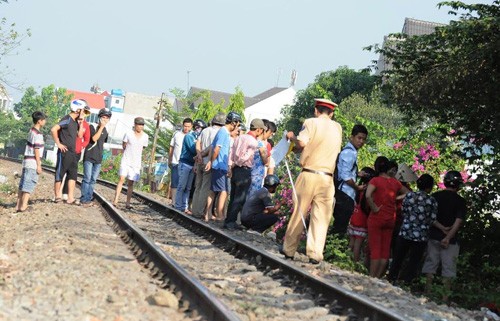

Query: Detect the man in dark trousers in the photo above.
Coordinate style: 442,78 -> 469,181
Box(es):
51,99 -> 86,204
80,108 -> 112,207
332,124 -> 368,234
225,118 -> 267,230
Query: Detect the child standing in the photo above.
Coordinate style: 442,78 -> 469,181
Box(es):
16,111 -> 47,212
347,167 -> 376,262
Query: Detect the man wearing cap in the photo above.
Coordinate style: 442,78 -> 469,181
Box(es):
51,99 -> 87,204
80,108 -> 112,207
113,117 -> 149,209
191,112 -> 225,219
225,118 -> 268,230
281,98 -> 343,264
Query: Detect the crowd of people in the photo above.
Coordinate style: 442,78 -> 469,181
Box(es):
16,98 -> 466,302
166,112 -> 283,232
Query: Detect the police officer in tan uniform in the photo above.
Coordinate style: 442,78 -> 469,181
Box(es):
281,98 -> 342,264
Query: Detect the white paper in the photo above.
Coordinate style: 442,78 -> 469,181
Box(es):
271,131 -> 291,166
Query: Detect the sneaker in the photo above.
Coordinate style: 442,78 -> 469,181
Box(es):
223,222 -> 243,230
278,245 -> 294,260
246,229 -> 262,236
62,194 -> 68,201
309,258 -> 321,265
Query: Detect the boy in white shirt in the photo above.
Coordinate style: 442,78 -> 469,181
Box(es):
113,117 -> 149,209
16,111 -> 46,212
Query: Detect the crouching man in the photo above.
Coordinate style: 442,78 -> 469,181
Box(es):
241,174 -> 284,233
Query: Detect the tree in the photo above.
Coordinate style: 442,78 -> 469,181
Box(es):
371,1 -> 500,150
339,89 -> 404,132
192,90 -> 225,122
280,66 -> 379,133
369,1 -> 500,307
14,85 -> 72,137
1,1 -> 31,86
226,86 -> 246,123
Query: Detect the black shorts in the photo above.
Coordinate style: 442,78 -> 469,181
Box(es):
55,150 -> 78,182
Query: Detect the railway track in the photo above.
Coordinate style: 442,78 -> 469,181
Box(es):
2,156 -> 410,321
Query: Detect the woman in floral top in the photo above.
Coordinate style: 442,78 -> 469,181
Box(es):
388,174 -> 438,284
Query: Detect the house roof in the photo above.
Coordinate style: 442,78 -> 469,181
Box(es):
182,86 -> 289,112
188,87 -> 259,109
66,89 -> 108,109
253,87 -> 288,101
402,18 -> 446,36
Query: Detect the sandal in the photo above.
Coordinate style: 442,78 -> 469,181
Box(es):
125,205 -> 133,210
16,206 -> 33,213
54,198 -> 62,203
65,200 -> 81,205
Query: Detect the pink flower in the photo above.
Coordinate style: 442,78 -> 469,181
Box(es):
438,182 -> 446,189
430,150 -> 440,159
448,129 -> 456,135
393,142 -> 403,150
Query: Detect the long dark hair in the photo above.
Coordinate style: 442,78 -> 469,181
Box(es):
359,167 -> 376,214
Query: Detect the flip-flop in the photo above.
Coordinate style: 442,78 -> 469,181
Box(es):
65,200 -> 81,206
125,205 -> 133,210
53,198 -> 62,203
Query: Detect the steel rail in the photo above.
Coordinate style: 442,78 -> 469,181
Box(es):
0,156 -> 241,321
96,177 -> 411,321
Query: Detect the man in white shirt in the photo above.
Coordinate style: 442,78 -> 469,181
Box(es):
113,117 -> 149,209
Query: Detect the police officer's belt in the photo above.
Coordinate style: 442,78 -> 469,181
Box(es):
302,168 -> 333,177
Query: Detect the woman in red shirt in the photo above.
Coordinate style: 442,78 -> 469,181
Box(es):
365,157 -> 409,278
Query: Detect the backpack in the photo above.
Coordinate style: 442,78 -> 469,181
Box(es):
334,144 -> 357,192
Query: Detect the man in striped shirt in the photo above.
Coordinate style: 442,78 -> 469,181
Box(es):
16,111 -> 47,212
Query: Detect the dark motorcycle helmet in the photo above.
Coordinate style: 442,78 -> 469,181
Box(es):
193,119 -> 207,130
263,174 -> 280,188
98,108 -> 112,118
226,111 -> 242,124
443,170 -> 463,188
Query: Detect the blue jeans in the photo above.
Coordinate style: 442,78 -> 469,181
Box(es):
80,161 -> 101,203
174,162 -> 194,211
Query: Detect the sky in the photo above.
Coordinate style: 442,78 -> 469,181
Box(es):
1,0 -> 483,102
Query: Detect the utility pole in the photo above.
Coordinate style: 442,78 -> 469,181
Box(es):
187,70 -> 191,93
148,92 -> 165,192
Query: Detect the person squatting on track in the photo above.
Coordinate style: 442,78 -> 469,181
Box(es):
16,111 -> 47,213
241,174 -> 285,233
281,98 -> 343,265
113,117 -> 149,209
51,99 -> 87,205
332,124 -> 368,235
175,119 -> 207,214
80,108 -> 112,207
365,156 -> 409,278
